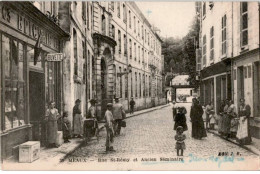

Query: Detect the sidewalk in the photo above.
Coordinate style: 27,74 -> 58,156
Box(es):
3,104 -> 170,166
207,128 -> 260,156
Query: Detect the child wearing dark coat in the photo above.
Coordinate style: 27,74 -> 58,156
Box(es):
174,107 -> 188,131
62,112 -> 71,143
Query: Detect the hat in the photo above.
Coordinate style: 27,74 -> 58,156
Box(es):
107,103 -> 113,107
90,99 -> 96,104
75,99 -> 81,103
115,97 -> 119,101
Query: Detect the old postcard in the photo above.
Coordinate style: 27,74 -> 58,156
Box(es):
0,0 -> 260,171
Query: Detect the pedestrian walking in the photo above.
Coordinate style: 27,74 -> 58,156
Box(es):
113,97 -> 126,136
175,126 -> 186,156
130,97 -> 135,114
218,100 -> 226,135
45,101 -> 60,148
236,99 -> 252,145
174,107 -> 188,131
205,102 -> 214,129
62,111 -> 71,143
190,98 -> 207,140
104,103 -> 115,152
73,99 -> 83,138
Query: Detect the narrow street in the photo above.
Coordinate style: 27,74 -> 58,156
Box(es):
65,103 -> 257,165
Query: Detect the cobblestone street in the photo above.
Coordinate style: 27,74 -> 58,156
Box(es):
64,103 -> 258,167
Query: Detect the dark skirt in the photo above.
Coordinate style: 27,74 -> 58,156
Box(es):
191,120 -> 207,139
222,114 -> 231,135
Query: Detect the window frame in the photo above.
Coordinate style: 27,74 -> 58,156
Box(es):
221,14 -> 227,56
240,2 -> 248,48
202,35 -> 207,67
210,26 -> 214,62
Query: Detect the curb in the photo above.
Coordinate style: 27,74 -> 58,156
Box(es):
207,130 -> 260,156
59,104 -> 170,163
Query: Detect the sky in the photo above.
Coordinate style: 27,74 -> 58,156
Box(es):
136,1 -> 196,39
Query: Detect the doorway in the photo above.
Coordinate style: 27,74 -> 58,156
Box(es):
29,71 -> 45,143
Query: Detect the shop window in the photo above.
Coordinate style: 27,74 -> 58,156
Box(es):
222,14 -> 227,55
2,35 -> 26,130
28,45 -> 42,69
241,2 -> 248,47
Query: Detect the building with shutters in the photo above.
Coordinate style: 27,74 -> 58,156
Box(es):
196,2 -> 260,138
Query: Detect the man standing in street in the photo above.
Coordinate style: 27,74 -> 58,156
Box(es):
130,97 -> 135,114
113,97 -> 126,136
104,103 -> 115,152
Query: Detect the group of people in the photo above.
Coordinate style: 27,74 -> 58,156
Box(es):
217,98 -> 252,145
44,97 -> 126,152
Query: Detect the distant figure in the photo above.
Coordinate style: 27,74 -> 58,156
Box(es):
174,107 -> 188,132
229,100 -> 238,139
45,101 -> 60,148
113,97 -> 126,136
175,126 -> 186,156
222,99 -> 231,138
73,99 -> 83,138
190,98 -> 207,140
130,97 -> 136,114
172,101 -> 177,121
62,112 -> 71,143
104,103 -> 115,152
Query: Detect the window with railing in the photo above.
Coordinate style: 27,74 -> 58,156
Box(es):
221,14 -> 227,55
210,26 -> 214,61
202,35 -> 206,66
241,2 -> 248,47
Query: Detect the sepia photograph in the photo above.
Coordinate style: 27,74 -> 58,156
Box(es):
0,0 -> 259,171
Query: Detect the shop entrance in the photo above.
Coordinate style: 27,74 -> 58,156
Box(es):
29,71 -> 45,143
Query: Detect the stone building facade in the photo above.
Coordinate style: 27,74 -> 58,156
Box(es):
33,1 -> 165,121
196,2 -> 260,138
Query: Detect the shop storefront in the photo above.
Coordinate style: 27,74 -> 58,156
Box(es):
200,58 -> 231,113
0,2 -> 69,160
233,49 -> 260,138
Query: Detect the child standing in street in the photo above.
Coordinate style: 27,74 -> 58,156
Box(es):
175,126 -> 186,156
62,112 -> 71,143
104,103 -> 115,152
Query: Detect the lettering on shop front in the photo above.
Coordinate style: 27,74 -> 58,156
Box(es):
0,4 -> 59,51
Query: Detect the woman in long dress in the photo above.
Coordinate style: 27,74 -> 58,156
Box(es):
236,98 -> 252,145
218,100 -> 226,135
73,99 -> 83,138
222,99 -> 231,138
190,98 -> 207,139
45,101 -> 60,148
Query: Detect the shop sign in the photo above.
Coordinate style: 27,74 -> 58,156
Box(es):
46,53 -> 64,61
